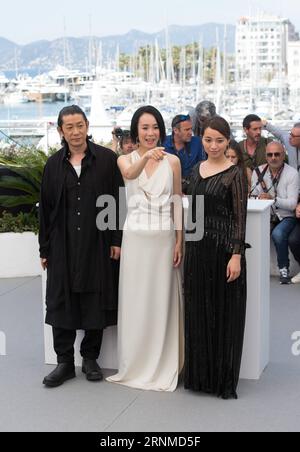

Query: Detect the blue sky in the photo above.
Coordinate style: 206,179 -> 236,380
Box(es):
2,0 -> 300,44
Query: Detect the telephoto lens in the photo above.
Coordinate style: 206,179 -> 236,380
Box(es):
114,128 -> 123,139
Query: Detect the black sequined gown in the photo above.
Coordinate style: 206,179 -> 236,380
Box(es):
184,164 -> 248,399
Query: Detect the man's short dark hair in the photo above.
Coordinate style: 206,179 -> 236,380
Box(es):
243,114 -> 261,129
57,105 -> 88,128
130,105 -> 166,144
293,122 -> 300,129
171,114 -> 191,129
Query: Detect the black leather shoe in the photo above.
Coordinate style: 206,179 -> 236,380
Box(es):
43,363 -> 76,388
82,359 -> 103,381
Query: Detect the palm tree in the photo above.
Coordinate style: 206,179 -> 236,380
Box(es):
0,148 -> 48,212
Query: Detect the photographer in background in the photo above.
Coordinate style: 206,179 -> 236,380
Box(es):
261,120 -> 300,283
290,204 -> 300,283
250,142 -> 299,284
111,126 -> 136,156
262,120 -> 300,176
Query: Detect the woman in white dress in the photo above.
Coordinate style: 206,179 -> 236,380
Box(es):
107,106 -> 184,391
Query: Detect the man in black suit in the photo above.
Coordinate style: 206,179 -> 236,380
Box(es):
39,105 -> 124,387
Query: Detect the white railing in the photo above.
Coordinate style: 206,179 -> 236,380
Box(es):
0,119 -> 52,137
0,120 -> 120,153
0,118 -> 296,154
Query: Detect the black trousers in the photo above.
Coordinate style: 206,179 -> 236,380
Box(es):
288,221 -> 300,266
52,328 -> 103,364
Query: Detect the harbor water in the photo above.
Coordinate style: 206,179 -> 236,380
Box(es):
0,101 -> 67,122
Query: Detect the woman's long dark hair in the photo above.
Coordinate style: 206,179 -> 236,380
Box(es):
228,139 -> 246,170
202,116 -> 231,140
228,139 -> 249,183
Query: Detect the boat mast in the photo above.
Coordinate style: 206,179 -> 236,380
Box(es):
63,17 -> 68,103
214,27 -> 222,113
196,38 -> 204,102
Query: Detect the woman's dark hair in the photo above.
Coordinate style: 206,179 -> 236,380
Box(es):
227,139 -> 249,184
57,105 -> 88,128
130,105 -> 166,145
228,139 -> 246,169
119,130 -> 132,149
202,116 -> 231,140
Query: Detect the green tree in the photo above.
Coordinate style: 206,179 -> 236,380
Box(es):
0,147 -> 49,211
117,42 -> 223,84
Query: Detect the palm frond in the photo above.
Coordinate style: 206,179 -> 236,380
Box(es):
0,164 -> 43,190
0,194 -> 37,208
0,148 -> 49,210
0,176 -> 38,195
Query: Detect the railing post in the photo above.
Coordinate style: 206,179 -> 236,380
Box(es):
45,121 -> 49,155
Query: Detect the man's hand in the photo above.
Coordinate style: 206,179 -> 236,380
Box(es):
296,203 -> 300,219
110,247 -> 121,261
112,126 -> 119,143
41,258 -> 48,270
258,193 -> 273,200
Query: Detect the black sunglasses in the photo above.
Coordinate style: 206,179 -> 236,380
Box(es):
266,152 -> 281,158
172,114 -> 191,127
290,132 -> 300,138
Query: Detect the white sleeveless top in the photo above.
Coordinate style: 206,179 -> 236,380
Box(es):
124,150 -> 174,231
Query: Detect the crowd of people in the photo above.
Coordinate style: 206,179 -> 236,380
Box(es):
111,106 -> 300,285
39,101 -> 300,399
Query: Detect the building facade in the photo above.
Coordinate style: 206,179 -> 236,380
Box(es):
235,14 -> 290,84
288,40 -> 300,99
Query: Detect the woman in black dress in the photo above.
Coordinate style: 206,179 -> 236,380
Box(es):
184,117 -> 248,399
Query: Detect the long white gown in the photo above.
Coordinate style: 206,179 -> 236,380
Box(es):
107,151 -> 184,392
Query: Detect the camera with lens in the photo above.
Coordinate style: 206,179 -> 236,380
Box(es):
113,128 -> 131,143
114,128 -> 124,139
270,211 -> 281,232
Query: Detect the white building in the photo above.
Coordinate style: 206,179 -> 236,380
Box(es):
236,14 -> 290,85
288,41 -> 300,100
288,41 -> 300,84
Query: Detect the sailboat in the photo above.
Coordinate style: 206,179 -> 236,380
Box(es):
88,81 -> 114,143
